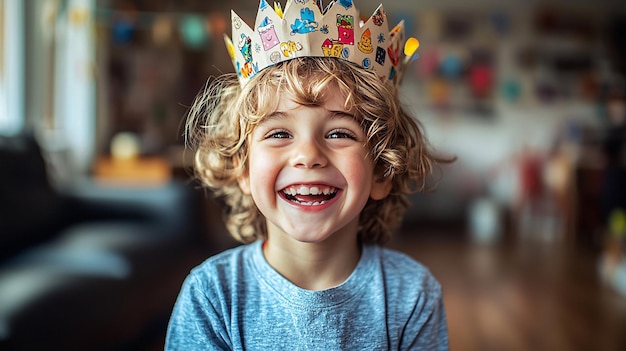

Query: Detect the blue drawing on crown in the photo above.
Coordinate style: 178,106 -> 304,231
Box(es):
259,0 -> 269,11
341,47 -> 350,59
239,33 -> 253,62
337,0 -> 353,10
375,46 -> 386,65
362,58 -> 371,68
290,7 -> 319,35
377,33 -> 385,44
237,33 -> 258,78
389,66 -> 397,81
320,24 -> 329,34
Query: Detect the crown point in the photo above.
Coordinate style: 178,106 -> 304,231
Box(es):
274,2 -> 284,18
224,34 -> 236,60
404,37 -> 419,57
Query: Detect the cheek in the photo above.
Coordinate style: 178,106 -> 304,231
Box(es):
248,145 -> 270,172
248,149 -> 280,193
342,154 -> 375,190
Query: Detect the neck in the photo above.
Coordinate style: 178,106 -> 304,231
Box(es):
263,221 -> 361,291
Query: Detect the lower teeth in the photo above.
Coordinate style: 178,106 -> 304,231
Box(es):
292,200 -> 326,206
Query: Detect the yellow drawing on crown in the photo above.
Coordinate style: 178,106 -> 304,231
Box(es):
280,41 -> 303,58
322,39 -> 343,58
358,29 -> 373,54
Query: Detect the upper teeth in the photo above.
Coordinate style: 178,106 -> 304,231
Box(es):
283,185 -> 336,196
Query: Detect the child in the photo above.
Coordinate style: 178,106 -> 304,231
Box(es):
167,0 -> 450,349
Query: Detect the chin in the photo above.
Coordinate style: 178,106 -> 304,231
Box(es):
284,224 -> 356,245
288,231 -> 334,244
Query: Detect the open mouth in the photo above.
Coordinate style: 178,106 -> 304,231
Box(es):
281,185 -> 338,206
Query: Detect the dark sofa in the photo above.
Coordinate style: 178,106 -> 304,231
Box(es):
0,133 -> 220,350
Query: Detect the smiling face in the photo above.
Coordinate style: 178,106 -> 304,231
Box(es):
237,88 -> 391,245
188,57 -> 438,245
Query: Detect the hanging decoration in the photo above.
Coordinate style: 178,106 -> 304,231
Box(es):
179,15 -> 208,49
90,6 -> 226,49
112,17 -> 136,44
40,0 -> 61,42
69,4 -> 90,27
152,15 -> 174,45
440,53 -> 464,79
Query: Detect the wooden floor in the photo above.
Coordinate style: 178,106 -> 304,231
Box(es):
388,229 -> 626,351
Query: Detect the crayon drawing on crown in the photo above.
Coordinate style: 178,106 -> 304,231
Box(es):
290,7 -> 318,34
259,17 -> 280,51
224,0 -> 419,87
336,14 -> 354,45
358,29 -> 373,54
237,33 -> 259,78
281,41 -> 304,57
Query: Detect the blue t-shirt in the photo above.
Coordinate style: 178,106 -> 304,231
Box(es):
166,241 -> 449,350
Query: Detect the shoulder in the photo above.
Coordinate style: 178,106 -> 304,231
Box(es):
373,245 -> 443,298
166,244 -> 257,350
185,243 -> 256,293
370,247 -> 449,350
193,243 -> 250,271
376,246 -> 436,276
173,242 -> 260,320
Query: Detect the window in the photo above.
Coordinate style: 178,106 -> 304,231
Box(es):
0,0 -> 25,135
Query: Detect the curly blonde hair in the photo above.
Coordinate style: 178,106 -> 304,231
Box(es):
185,57 -> 449,245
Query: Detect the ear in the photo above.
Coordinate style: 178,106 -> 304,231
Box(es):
370,177 -> 392,200
238,174 -> 251,195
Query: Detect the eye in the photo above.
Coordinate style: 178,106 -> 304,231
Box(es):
327,129 -> 357,140
265,130 -> 292,139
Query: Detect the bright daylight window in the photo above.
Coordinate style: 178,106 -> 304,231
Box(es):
1,0 -> 96,180
0,0 -> 25,135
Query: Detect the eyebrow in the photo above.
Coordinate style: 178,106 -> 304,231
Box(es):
265,109 -> 356,120
328,110 -> 358,121
264,111 -> 288,121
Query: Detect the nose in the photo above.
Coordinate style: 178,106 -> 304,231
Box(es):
290,137 -> 328,169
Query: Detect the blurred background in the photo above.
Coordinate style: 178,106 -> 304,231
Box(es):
1,0 -> 626,350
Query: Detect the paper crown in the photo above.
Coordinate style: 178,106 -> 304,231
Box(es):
224,0 -> 420,87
